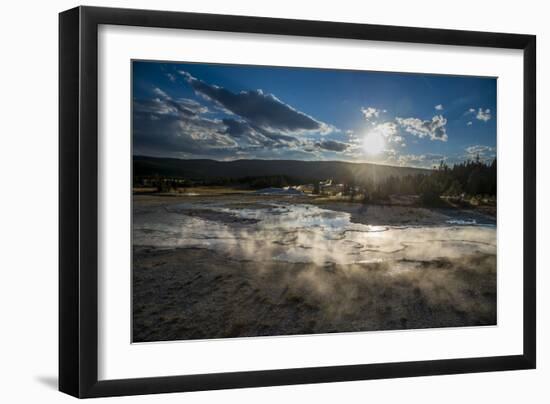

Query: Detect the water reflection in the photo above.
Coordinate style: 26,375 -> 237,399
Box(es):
133,201 -> 496,266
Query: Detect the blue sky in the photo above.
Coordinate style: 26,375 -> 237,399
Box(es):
133,60 -> 496,168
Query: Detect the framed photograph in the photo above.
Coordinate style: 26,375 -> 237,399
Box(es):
59,6 -> 536,398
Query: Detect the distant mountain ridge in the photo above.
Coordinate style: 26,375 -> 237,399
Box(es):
133,156 -> 430,184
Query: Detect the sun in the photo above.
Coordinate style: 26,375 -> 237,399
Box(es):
362,130 -> 386,155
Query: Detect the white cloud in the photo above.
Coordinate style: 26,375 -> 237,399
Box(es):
435,104 -> 444,110
476,108 -> 492,122
368,122 -> 406,147
395,114 -> 448,142
391,153 -> 445,168
135,86 -> 307,157
152,87 -> 169,99
178,70 -> 336,136
398,154 -> 426,165
463,145 -> 496,163
467,121 -> 473,126
360,107 -> 381,120
466,107 -> 492,122
465,144 -> 495,157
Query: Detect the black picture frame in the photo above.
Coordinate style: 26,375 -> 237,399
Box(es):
59,6 -> 536,398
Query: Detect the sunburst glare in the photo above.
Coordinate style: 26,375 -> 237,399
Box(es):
362,130 -> 386,155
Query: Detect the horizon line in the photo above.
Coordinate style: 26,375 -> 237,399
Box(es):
132,154 -> 438,171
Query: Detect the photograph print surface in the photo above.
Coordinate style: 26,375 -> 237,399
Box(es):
132,61 -> 497,343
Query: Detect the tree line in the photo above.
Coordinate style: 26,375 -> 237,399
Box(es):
359,157 -> 496,205
134,156 -> 497,207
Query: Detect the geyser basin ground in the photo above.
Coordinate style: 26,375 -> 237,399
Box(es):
132,193 -> 496,342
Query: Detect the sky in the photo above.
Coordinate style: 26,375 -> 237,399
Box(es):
132,60 -> 497,169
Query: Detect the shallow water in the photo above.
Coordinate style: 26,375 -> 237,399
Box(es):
133,200 -> 496,266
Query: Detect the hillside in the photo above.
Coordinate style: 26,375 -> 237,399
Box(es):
133,156 -> 430,185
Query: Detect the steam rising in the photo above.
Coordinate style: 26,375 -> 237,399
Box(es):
133,199 -> 497,341
134,202 -> 495,266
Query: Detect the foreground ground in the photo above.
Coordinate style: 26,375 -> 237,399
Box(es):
132,190 -> 496,342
